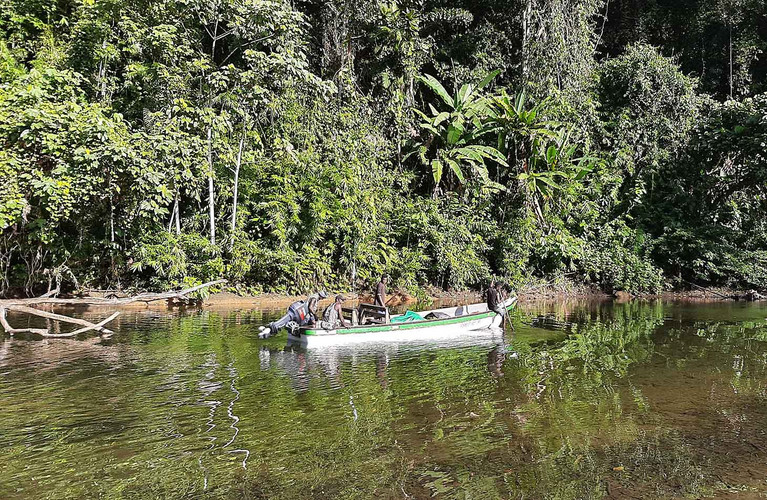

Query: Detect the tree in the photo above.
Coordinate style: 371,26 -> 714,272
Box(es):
598,43 -> 701,218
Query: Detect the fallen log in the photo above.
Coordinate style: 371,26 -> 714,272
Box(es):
65,312 -> 121,336
0,307 -> 48,336
120,279 -> 227,305
0,279 -> 225,339
681,279 -> 731,299
5,305 -> 117,334
0,305 -> 120,337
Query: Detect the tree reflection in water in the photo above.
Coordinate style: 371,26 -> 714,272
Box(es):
1,301 -> 767,498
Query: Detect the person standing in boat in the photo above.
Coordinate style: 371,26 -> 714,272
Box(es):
320,295 -> 350,330
374,275 -> 388,307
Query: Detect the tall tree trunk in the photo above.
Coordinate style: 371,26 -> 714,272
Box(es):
207,15 -> 219,246
167,208 -> 174,232
207,125 -> 216,245
729,23 -> 733,99
168,193 -> 181,235
110,196 -> 115,244
98,38 -> 108,101
230,131 -> 245,251
174,195 -> 181,235
522,0 -> 532,79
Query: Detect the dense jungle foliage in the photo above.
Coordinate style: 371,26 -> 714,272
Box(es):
1,0 -> 766,296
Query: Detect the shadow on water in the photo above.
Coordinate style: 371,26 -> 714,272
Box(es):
0,300 -> 767,498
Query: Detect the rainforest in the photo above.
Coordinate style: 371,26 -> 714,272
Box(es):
1,0 -> 766,297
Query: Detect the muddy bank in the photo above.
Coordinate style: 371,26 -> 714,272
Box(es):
3,282 -> 758,316
203,288 -> 485,311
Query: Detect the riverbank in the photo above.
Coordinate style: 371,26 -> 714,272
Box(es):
1,282 -> 759,314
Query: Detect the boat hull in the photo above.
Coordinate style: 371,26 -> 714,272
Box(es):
288,297 -> 516,347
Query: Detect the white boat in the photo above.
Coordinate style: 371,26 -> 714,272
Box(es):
286,296 -> 517,347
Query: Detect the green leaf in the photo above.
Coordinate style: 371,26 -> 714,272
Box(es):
456,83 -> 474,109
538,174 -> 563,190
476,69 -> 501,91
413,108 -> 430,122
546,145 -> 558,164
447,122 -> 464,145
433,112 -> 450,127
417,74 -> 454,109
431,159 -> 443,185
514,91 -> 526,114
455,147 -> 484,163
445,158 -> 465,183
420,123 -> 442,137
468,145 -> 509,167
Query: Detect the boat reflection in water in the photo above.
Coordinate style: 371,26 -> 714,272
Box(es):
254,326 -> 510,392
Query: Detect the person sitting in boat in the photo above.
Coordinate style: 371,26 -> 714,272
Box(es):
261,295 -> 320,338
320,295 -> 350,330
486,280 -> 505,316
374,275 -> 388,307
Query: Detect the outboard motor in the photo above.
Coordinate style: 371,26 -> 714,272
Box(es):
286,321 -> 300,337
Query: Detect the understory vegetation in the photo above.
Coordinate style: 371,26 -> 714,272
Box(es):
1,0 -> 766,296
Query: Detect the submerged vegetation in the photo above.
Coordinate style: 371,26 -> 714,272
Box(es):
1,0 -> 766,296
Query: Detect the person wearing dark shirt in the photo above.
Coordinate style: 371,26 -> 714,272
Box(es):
486,280 -> 500,313
374,275 -> 388,307
487,279 -> 509,315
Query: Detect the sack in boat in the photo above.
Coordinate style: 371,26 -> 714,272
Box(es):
424,312 -> 450,320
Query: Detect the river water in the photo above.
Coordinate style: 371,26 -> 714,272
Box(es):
1,299 -> 766,499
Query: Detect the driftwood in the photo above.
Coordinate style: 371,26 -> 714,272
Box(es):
684,280 -> 731,299
682,279 -> 766,301
0,305 -> 119,337
5,305 -> 117,334
62,312 -> 121,337
0,308 -> 48,335
0,279 -> 225,338
122,279 -> 227,305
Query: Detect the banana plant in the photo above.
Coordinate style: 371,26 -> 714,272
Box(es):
521,128 -> 599,224
412,71 -> 508,197
488,91 -> 561,168
488,92 -> 598,223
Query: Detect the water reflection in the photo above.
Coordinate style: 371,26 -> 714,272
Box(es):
0,301 -> 766,498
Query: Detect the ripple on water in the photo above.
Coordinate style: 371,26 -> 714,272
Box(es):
2,302 -> 767,498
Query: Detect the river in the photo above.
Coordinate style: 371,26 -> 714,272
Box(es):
1,299 -> 766,499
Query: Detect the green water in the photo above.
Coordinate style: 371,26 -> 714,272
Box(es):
1,300 -> 767,499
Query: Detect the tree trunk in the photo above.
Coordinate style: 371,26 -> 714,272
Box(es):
230,131 -> 245,251
167,200 -> 175,232
168,192 -> 181,234
207,125 -> 216,245
207,16 -> 220,246
729,23 -> 733,99
98,38 -> 108,101
110,196 -> 115,244
522,0 -> 532,79
174,194 -> 181,235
